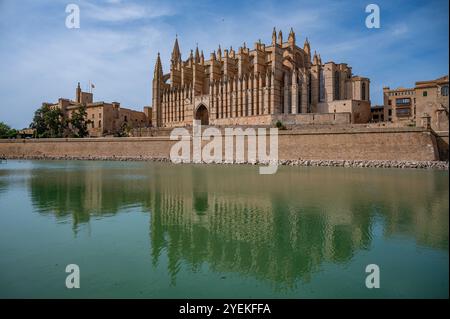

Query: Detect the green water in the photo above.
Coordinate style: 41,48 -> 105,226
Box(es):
0,160 -> 448,298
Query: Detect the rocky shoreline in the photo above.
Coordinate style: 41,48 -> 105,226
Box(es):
2,155 -> 448,170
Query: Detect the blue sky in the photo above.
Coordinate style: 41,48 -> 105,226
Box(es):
0,0 -> 448,128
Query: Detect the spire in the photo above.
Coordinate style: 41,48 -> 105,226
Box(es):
303,37 -> 311,56
272,27 -> 277,45
171,35 -> 181,65
278,30 -> 283,46
318,54 -> 322,65
195,44 -> 200,63
313,50 -> 318,65
154,52 -> 163,78
217,45 -> 222,61
288,27 -> 295,46
200,50 -> 205,64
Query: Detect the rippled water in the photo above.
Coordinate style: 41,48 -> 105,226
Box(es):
0,160 -> 448,298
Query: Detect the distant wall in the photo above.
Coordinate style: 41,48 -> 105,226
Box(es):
0,127 -> 439,162
212,112 -> 351,126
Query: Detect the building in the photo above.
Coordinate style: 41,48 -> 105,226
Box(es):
383,86 -> 416,124
43,83 -> 151,137
383,75 -> 449,131
415,76 -> 448,132
370,105 -> 386,122
17,128 -> 35,138
152,28 -> 371,128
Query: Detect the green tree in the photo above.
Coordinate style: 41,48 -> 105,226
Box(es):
30,105 -> 67,138
115,122 -> 130,137
70,105 -> 91,137
0,122 -> 17,138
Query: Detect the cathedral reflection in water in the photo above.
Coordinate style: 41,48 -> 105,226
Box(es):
28,162 -> 449,288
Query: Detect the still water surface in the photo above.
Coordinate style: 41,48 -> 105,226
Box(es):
0,160 -> 448,298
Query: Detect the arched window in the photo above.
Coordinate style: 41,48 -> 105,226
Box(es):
334,71 -> 340,100
308,75 -> 312,112
281,74 -> 285,112
319,70 -> 325,102
297,76 -> 302,113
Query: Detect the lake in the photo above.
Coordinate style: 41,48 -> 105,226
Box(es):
0,160 -> 448,298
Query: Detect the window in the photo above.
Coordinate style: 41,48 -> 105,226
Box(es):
334,71 -> 340,100
287,89 -> 292,113
92,114 -> 95,118
388,100 -> 392,106
308,75 -> 312,111
98,120 -> 101,127
441,85 -> 449,96
388,109 -> 392,116
319,70 -> 325,102
396,108 -> 411,117
396,98 -> 411,106
361,82 -> 366,100
99,113 -> 102,118
423,91 -> 428,97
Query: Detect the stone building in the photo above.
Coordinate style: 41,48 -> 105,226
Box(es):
44,83 -> 151,137
382,86 -> 416,123
383,75 -> 449,131
370,105 -> 386,122
151,28 -> 371,128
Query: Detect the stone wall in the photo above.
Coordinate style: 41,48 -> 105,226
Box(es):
210,112 -> 351,126
0,127 -> 440,162
434,131 -> 449,161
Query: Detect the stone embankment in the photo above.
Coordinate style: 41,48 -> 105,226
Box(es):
3,155 -> 448,170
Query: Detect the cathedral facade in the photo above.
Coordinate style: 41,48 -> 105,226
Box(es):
152,28 -> 371,127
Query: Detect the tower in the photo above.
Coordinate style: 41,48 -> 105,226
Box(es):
170,37 -> 182,88
303,37 -> 311,64
278,30 -> 283,46
272,27 -> 277,46
288,27 -> 295,47
152,53 -> 163,127
76,82 -> 81,104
